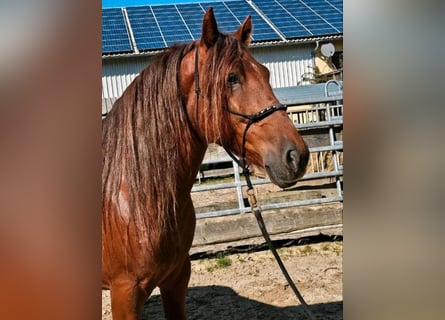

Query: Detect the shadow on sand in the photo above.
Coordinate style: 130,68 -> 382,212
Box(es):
142,285 -> 342,320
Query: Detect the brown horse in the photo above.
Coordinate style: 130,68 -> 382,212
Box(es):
102,8 -> 309,320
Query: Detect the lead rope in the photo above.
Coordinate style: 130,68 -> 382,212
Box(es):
224,117 -> 316,320
244,176 -> 316,320
194,47 -> 201,124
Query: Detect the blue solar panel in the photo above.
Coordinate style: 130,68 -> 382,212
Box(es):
224,1 -> 281,41
102,8 -> 133,54
308,0 -> 343,32
276,0 -> 338,34
203,2 -> 241,34
126,6 -> 166,51
152,5 -> 194,47
175,3 -> 206,40
327,0 -> 343,12
253,0 -> 312,38
253,0 -> 343,37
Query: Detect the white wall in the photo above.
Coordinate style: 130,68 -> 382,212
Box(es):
251,44 -> 315,88
102,56 -> 152,100
101,44 -> 315,110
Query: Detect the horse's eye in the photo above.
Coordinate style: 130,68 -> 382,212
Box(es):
227,73 -> 240,86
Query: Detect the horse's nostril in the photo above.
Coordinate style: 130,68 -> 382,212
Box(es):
286,149 -> 299,171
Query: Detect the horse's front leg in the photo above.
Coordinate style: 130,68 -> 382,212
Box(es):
159,256 -> 191,320
110,278 -> 151,320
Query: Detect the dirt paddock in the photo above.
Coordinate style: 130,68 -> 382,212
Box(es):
102,240 -> 343,320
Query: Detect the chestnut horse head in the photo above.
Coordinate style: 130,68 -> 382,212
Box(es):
181,8 -> 309,188
102,8 -> 309,320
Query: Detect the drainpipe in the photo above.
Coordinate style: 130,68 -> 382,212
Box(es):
314,40 -> 320,54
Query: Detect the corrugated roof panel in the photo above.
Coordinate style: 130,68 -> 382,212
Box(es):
274,81 -> 343,105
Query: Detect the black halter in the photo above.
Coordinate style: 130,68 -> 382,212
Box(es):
193,48 -> 287,189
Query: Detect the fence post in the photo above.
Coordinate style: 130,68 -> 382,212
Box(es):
233,161 -> 246,213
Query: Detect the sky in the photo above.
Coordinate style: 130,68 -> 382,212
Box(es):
103,0 -> 220,8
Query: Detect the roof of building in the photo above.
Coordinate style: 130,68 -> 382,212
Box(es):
102,0 -> 343,56
274,80 -> 343,106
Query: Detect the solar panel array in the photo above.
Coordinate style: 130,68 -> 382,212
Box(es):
102,0 -> 343,54
253,0 -> 342,37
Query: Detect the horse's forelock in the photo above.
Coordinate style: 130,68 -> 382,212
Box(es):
200,35 -> 246,144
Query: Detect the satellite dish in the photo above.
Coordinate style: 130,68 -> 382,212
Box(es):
320,43 -> 335,57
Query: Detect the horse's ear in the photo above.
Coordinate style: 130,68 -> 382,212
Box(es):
200,7 -> 219,49
233,15 -> 252,46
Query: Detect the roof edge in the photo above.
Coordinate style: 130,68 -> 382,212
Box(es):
102,34 -> 343,59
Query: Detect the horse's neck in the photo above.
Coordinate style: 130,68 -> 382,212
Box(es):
176,138 -> 208,194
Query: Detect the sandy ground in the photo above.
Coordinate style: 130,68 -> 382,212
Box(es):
102,241 -> 342,320
103,175 -> 343,319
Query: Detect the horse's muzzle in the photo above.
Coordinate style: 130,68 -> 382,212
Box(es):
264,142 -> 309,188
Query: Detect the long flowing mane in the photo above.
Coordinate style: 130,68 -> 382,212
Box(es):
102,43 -> 196,249
102,34 -> 247,252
